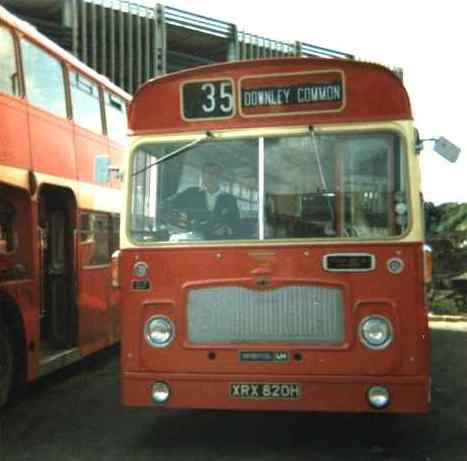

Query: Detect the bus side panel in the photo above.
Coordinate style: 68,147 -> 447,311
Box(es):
0,280 -> 38,384
28,107 -> 76,180
0,190 -> 39,383
415,245 -> 431,381
73,125 -> 109,185
78,266 -> 114,355
0,94 -> 30,171
108,140 -> 124,190
109,278 -> 120,342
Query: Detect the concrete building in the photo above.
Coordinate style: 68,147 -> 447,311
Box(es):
1,0 -> 353,93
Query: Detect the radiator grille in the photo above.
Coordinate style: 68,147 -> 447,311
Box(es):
187,285 -> 344,344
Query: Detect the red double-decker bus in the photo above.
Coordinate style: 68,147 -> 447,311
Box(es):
0,6 -> 130,406
119,57 -> 438,413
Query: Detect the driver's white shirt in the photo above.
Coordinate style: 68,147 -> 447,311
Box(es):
205,188 -> 222,212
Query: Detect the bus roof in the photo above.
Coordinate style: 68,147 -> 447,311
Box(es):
0,5 -> 131,101
129,58 -> 412,135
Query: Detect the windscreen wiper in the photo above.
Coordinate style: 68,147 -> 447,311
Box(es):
132,131 -> 213,177
308,126 -> 335,222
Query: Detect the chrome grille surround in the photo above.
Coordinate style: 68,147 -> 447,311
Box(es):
187,285 -> 344,344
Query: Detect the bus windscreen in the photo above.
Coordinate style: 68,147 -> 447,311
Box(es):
129,132 -> 407,243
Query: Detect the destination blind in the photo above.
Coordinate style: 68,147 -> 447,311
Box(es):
242,83 -> 342,107
240,70 -> 345,117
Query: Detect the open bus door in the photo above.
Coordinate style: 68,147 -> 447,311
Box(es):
39,187 -> 77,350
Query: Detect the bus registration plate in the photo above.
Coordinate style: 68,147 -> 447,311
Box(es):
230,383 -> 301,400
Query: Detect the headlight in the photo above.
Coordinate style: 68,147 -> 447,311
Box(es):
359,315 -> 393,350
145,316 -> 175,347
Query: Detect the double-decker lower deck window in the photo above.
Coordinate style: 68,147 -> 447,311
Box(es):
80,212 -> 110,266
129,131 -> 407,243
80,212 -> 120,266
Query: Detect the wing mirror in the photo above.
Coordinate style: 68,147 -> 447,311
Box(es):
416,133 -> 460,163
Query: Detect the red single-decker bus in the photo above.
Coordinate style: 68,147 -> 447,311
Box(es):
119,57 -> 433,413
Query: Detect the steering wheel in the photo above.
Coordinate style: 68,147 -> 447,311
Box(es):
160,208 -> 210,232
160,209 -> 186,228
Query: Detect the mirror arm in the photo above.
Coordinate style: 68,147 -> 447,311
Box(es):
416,137 -> 438,153
416,136 -> 460,163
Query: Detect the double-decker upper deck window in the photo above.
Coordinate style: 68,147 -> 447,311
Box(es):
128,131 -> 407,243
70,70 -> 103,133
21,39 -> 66,118
0,26 -> 20,97
105,91 -> 127,144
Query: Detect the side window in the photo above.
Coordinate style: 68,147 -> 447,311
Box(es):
0,26 -> 20,96
80,212 -> 110,266
105,91 -> 127,144
341,136 -> 405,237
70,70 -> 103,133
21,39 -> 67,117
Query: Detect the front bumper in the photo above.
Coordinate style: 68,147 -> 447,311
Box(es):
121,372 -> 430,413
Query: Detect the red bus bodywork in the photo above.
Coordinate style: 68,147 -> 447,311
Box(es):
0,6 -> 130,405
120,58 -> 430,413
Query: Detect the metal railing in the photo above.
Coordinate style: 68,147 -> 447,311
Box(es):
165,5 -> 233,38
4,0 -> 354,94
237,31 -> 298,60
300,41 -> 354,59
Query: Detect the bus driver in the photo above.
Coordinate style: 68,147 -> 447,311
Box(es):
164,162 -> 239,239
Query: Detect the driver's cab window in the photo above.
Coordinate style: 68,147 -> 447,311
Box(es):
0,198 -> 16,255
130,139 -> 258,242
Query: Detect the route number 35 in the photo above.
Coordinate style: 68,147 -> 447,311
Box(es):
201,82 -> 233,114
183,80 -> 234,119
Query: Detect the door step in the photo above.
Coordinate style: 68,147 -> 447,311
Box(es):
38,346 -> 81,378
